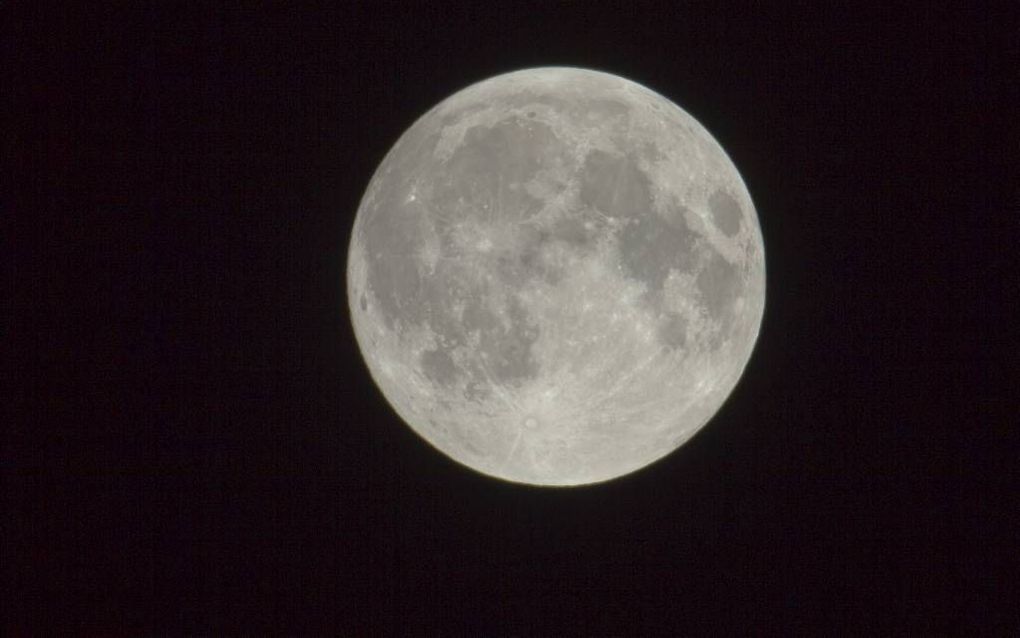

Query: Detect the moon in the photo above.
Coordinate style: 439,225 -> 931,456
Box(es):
347,67 -> 765,486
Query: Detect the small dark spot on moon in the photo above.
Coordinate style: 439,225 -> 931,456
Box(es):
638,141 -> 666,163
526,111 -> 537,118
658,312 -> 688,349
421,347 -> 459,387
359,293 -> 368,312
549,216 -> 592,246
695,252 -> 742,346
709,189 -> 742,237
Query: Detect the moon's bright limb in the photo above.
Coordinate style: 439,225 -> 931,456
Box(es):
347,67 -> 765,486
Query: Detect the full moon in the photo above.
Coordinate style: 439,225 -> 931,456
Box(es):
347,67 -> 765,486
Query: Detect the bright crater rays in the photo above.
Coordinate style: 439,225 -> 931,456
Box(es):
347,67 -> 765,486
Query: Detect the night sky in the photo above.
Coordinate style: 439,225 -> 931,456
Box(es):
8,3 -> 1017,634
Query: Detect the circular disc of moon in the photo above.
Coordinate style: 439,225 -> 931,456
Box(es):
347,67 -> 765,486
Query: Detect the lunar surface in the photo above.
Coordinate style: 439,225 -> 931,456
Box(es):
347,67 -> 765,486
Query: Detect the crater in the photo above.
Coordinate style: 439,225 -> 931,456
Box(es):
709,189 -> 742,237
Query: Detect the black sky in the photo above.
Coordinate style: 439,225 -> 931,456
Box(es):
7,2 -> 1018,635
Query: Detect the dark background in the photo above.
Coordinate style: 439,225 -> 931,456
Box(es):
7,2 -> 1017,634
